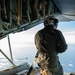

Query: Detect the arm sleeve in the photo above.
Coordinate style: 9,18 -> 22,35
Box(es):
34,32 -> 40,50
56,30 -> 68,53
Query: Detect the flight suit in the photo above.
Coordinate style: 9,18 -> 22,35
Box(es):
35,26 -> 67,75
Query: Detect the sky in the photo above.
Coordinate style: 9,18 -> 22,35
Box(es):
58,21 -> 75,44
0,21 -> 75,72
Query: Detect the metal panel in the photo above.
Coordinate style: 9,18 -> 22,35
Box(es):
53,0 -> 75,15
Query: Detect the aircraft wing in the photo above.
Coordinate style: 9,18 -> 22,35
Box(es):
0,0 -> 75,39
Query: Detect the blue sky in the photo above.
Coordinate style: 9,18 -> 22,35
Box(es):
58,21 -> 75,44
58,21 -> 75,32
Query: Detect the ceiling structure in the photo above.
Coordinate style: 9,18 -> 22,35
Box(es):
53,0 -> 75,21
0,0 -> 75,39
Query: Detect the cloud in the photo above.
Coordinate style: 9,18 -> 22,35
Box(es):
0,65 -> 3,68
69,64 -> 73,67
63,31 -> 75,44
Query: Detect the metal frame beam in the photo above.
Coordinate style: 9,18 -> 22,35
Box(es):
7,35 -> 13,62
0,49 -> 15,66
0,0 -> 61,39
